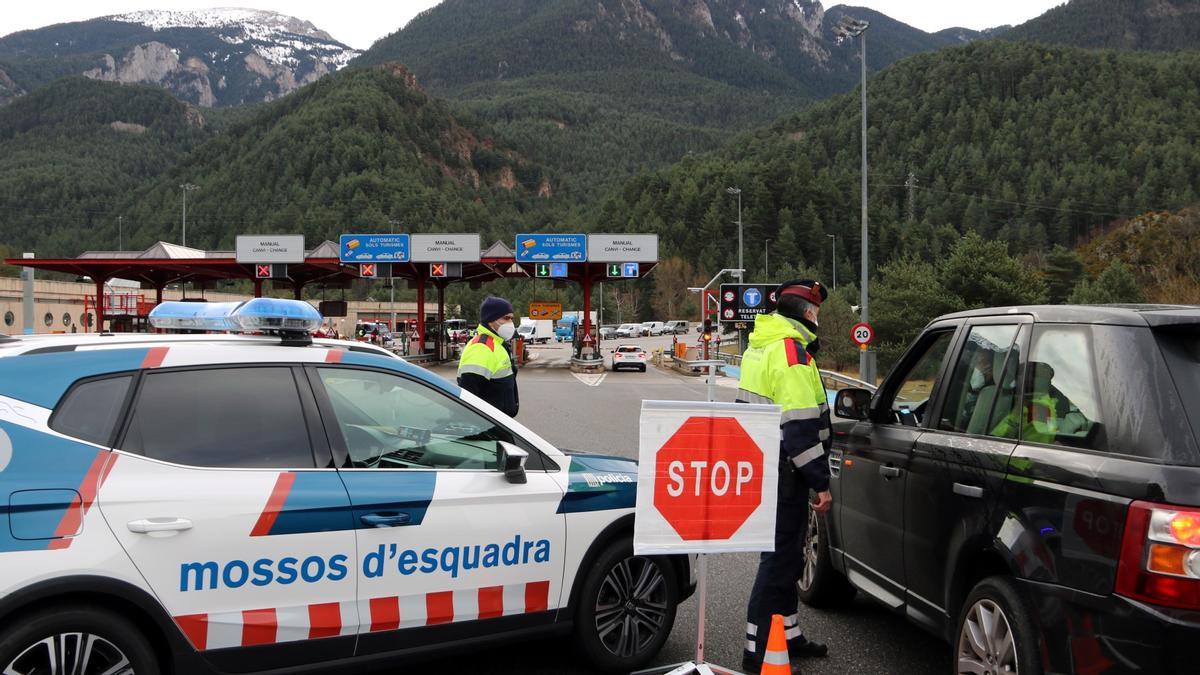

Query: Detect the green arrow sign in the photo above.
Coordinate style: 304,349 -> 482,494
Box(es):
607,263 -> 622,278
536,263 -> 551,278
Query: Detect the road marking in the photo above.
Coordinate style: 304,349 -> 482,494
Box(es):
572,372 -> 607,387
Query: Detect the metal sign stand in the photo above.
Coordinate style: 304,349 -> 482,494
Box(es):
634,360 -> 746,675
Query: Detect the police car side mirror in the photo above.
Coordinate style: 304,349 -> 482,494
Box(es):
835,388 -> 872,421
498,442 -> 528,484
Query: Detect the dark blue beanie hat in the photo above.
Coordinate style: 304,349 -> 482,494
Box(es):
480,296 -> 514,324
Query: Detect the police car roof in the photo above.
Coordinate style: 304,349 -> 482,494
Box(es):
935,304 -> 1200,328
0,332 -> 396,359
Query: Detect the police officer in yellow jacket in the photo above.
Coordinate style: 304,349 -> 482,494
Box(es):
457,296 -> 519,417
739,279 -> 831,673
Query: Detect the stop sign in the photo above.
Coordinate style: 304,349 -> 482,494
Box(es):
653,417 -> 764,541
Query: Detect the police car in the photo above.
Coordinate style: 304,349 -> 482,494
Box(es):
0,299 -> 694,674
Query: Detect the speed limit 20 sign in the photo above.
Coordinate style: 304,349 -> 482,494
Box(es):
851,322 -> 875,347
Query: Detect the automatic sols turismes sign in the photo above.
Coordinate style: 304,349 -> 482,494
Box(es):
719,284 -> 778,324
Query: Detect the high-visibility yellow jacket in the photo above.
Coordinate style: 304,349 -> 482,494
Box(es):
737,313 -> 831,491
457,324 -> 519,417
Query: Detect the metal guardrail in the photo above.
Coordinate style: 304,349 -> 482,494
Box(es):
819,369 -> 877,392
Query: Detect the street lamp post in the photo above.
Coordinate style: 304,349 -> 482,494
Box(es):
827,233 -> 836,289
764,239 -> 770,279
726,187 -> 742,281
179,183 -> 199,248
118,216 -> 123,251
389,219 -> 398,338
836,15 -> 874,383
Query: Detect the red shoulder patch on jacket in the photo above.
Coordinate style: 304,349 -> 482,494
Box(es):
470,334 -> 496,351
784,339 -> 812,367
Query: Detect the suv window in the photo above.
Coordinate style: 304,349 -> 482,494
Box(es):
51,375 -> 132,446
885,329 -> 956,426
121,367 -> 315,468
317,368 -> 519,470
937,325 -> 1020,436
1007,325 -> 1105,449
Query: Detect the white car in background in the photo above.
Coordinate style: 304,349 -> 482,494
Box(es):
641,322 -> 666,336
611,345 -> 648,372
615,323 -> 643,339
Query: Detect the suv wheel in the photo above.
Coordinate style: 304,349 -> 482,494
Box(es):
954,577 -> 1041,675
0,606 -> 158,675
797,506 -> 856,608
574,537 -> 679,672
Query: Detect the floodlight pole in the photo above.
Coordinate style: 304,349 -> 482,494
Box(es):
179,183 -> 198,248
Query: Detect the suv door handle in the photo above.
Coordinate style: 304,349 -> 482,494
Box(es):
360,512 -> 412,528
127,518 -> 193,534
879,465 -> 902,480
953,482 -> 984,499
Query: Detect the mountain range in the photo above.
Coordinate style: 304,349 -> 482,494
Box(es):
0,8 -> 360,107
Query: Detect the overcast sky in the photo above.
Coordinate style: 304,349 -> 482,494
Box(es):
2,1 -> 1068,50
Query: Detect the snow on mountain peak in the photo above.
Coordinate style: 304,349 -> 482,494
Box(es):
104,7 -> 360,69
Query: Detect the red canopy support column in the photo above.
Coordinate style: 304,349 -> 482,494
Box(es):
293,282 -> 303,300
580,264 -> 594,359
436,281 -> 447,361
155,285 -> 164,305
94,277 -> 108,332
253,279 -> 263,298
416,271 -> 427,355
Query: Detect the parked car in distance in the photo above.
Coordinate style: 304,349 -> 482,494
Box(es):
611,345 -> 648,372
665,320 -> 689,335
641,321 -> 666,336
804,304 -> 1200,675
616,323 -> 643,339
599,325 -> 618,340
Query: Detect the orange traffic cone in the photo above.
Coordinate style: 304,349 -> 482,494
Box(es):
759,613 -> 792,675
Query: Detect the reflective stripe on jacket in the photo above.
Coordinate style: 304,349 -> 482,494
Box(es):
457,324 -> 519,417
737,313 -> 831,491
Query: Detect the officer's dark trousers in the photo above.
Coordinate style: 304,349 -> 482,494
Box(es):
744,458 -> 809,661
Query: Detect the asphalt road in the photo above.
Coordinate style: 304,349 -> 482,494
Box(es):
404,336 -> 947,674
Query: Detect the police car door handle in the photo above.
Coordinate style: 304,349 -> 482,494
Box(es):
879,465 -> 902,480
360,512 -> 411,528
127,518 -> 193,534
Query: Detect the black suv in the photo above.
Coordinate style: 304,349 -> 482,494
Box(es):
802,305 -> 1200,674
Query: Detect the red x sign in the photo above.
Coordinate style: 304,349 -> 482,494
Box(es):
430,263 -> 447,277
255,264 -> 272,279
360,263 -> 376,278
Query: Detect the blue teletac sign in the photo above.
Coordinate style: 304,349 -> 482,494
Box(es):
743,287 -> 762,308
550,263 -> 569,278
622,262 -> 639,278
515,234 -> 587,262
339,234 -> 410,263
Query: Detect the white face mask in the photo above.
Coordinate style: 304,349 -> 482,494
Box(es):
496,322 -> 516,341
970,368 -> 986,390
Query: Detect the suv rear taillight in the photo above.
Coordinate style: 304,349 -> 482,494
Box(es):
1116,500 -> 1200,609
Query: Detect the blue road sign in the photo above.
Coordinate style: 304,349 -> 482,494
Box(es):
339,234 -> 410,263
622,262 -> 639,278
743,287 -> 762,308
515,233 -> 587,262
550,262 -> 569,278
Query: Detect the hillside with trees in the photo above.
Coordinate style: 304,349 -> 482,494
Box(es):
0,77 -> 211,253
355,0 -> 988,199
585,41 -> 1200,285
1003,0 -> 1200,51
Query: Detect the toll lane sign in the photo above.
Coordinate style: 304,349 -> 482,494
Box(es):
719,283 -> 778,324
634,401 -> 780,555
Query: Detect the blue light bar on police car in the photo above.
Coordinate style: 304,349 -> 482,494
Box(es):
148,298 -> 323,334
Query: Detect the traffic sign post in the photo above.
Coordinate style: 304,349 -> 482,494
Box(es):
634,398 -> 780,675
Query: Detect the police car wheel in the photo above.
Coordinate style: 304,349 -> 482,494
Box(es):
574,537 -> 679,672
796,504 -> 856,608
953,576 -> 1040,675
0,606 -> 158,675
